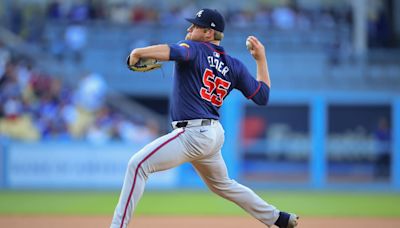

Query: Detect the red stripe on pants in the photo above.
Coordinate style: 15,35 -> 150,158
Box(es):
120,129 -> 185,228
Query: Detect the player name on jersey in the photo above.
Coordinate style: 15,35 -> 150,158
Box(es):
207,55 -> 229,76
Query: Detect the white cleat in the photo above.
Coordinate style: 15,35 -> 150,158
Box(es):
287,213 -> 299,228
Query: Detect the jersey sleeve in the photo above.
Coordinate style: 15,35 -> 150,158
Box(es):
169,40 -> 197,62
234,61 -> 270,105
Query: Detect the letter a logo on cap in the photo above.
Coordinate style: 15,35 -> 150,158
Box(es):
196,10 -> 204,17
211,22 -> 216,27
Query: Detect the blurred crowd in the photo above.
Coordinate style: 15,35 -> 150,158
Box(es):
0,42 -> 159,143
1,0 -> 354,43
42,0 -> 352,29
0,0 -> 394,48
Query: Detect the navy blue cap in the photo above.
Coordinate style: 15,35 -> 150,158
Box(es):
185,9 -> 225,33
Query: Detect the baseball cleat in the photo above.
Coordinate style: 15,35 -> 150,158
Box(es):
287,213 -> 299,228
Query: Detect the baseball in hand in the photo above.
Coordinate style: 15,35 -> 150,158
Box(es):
246,38 -> 253,50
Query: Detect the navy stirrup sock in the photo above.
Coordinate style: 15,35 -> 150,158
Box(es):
274,211 -> 290,228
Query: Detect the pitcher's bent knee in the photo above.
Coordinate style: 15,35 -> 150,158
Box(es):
127,156 -> 150,179
127,156 -> 139,170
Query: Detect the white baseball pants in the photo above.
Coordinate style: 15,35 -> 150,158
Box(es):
110,120 -> 280,228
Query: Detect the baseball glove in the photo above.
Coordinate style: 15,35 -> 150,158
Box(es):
127,56 -> 162,72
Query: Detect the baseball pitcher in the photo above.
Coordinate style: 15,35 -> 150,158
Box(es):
111,8 -> 298,228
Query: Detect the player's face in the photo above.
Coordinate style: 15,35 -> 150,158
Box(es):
185,24 -> 209,41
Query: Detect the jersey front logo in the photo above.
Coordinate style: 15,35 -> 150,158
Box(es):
200,68 -> 231,107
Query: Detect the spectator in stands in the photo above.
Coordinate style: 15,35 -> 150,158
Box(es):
34,78 -> 69,139
74,71 -> 107,112
159,6 -> 182,26
294,6 -> 312,30
86,119 -> 111,145
9,3 -> 23,35
86,106 -> 118,144
109,3 -> 131,24
46,0 -> 63,20
318,8 -> 336,29
0,41 -> 10,77
368,6 -> 392,47
271,5 -> 296,30
0,60 -> 39,140
0,61 -> 22,101
58,96 -> 77,137
64,22 -> 87,63
88,0 -> 106,20
138,119 -> 159,143
48,29 -> 66,62
68,1 -> 91,23
254,5 -> 271,27
115,116 -> 157,144
0,98 -> 40,141
130,5 -> 147,24
231,9 -> 253,28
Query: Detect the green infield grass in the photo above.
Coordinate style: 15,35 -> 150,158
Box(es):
0,191 -> 399,217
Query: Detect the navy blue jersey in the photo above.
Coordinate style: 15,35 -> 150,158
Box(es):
169,40 -> 269,121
